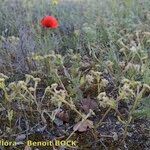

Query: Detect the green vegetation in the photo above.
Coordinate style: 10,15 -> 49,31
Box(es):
0,0 -> 150,149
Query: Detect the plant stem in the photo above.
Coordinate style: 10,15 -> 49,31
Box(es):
122,88 -> 145,141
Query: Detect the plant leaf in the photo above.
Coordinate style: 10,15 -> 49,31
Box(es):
73,119 -> 94,132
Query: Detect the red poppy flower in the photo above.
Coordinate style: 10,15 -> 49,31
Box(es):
40,16 -> 59,29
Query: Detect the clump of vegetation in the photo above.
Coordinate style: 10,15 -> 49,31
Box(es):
0,0 -> 150,149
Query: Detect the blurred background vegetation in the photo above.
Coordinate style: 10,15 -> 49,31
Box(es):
0,0 -> 150,149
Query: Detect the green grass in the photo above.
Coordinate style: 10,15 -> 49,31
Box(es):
0,0 -> 150,149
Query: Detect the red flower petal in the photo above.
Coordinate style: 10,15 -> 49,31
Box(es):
40,16 -> 59,29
